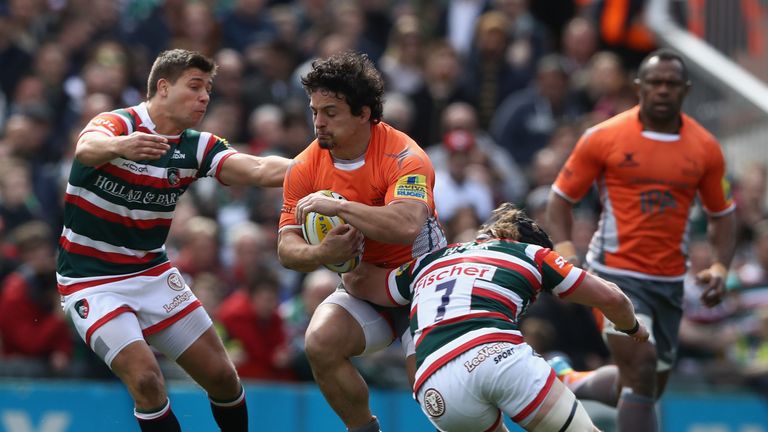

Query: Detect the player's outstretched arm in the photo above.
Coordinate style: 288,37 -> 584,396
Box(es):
565,272 -> 649,342
219,153 -> 291,187
75,131 -> 170,167
278,226 -> 363,273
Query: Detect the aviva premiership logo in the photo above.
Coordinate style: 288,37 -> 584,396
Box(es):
74,299 -> 89,319
167,167 -> 181,186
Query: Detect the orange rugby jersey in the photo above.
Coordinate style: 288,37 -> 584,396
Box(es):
280,122 -> 444,268
553,106 -> 734,280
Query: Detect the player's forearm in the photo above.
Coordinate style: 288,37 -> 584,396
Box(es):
75,134 -> 123,167
708,212 -> 737,269
596,284 -> 638,332
253,155 -> 291,187
569,273 -> 637,331
223,154 -> 291,187
277,234 -> 324,272
337,200 -> 426,244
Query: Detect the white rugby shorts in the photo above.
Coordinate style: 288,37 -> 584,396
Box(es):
415,341 -> 555,431
60,263 -> 210,366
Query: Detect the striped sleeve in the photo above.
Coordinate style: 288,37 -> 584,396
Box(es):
539,249 -> 585,298
386,261 -> 416,305
196,133 -> 237,181
78,112 -> 131,139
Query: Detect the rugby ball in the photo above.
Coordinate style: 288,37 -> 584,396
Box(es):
301,190 -> 361,273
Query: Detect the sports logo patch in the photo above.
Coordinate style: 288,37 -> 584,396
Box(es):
167,273 -> 185,291
167,167 -> 181,186
75,299 -> 90,319
394,174 -> 427,201
423,388 -> 445,417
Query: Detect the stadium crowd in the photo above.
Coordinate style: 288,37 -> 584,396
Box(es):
0,0 -> 767,400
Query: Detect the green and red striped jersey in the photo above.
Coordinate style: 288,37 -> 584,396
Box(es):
57,103 -> 236,292
384,238 -> 585,392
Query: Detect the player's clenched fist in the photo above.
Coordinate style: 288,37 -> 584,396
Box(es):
118,132 -> 170,160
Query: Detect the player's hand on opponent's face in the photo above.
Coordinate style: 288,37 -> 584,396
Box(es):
295,192 -> 342,222
695,265 -> 726,308
119,132 -> 170,161
318,224 -> 364,264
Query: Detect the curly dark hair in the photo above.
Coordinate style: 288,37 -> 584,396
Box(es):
477,203 -> 554,249
301,51 -> 384,123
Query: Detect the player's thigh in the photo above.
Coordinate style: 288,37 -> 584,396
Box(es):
309,290 -> 396,356
523,380 -> 595,432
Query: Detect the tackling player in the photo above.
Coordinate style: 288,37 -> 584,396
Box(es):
341,203 -> 649,431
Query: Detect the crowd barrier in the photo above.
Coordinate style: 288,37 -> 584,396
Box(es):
1,380 -> 767,431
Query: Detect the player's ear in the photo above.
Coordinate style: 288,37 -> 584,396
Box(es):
360,106 -> 371,123
158,78 -> 169,97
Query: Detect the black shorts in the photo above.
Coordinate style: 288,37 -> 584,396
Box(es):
595,271 -> 683,370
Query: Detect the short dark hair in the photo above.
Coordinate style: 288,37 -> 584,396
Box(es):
146,49 -> 217,99
637,48 -> 689,82
477,203 -> 554,249
301,51 -> 384,123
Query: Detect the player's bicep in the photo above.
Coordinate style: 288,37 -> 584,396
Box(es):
553,132 -> 604,202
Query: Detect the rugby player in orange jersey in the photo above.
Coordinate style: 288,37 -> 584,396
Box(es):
546,49 -> 737,432
277,51 -> 445,432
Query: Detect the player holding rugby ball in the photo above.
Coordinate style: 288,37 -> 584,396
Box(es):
277,51 -> 445,432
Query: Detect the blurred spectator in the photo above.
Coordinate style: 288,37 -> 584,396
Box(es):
247,104 -> 285,156
0,158 -> 46,232
218,267 -> 294,381
173,216 -> 223,282
243,39 -> 301,110
0,12 -> 32,99
379,14 -> 424,96
733,219 -> 768,309
464,11 -> 530,129
219,0 -> 277,53
427,101 -> 528,203
436,0 -> 492,59
561,16 -> 599,80
433,130 -> 494,241
582,51 -> 636,122
734,163 -> 768,246
408,40 -> 473,148
330,0 -> 384,63
279,268 -> 338,380
490,53 -> 587,166
0,221 -> 72,375
170,1 -> 220,58
223,221 -> 273,291
382,92 -> 416,138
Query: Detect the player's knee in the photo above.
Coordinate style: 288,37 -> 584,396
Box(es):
305,324 -> 345,365
619,348 -> 658,396
202,365 -> 241,399
130,369 -> 166,405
